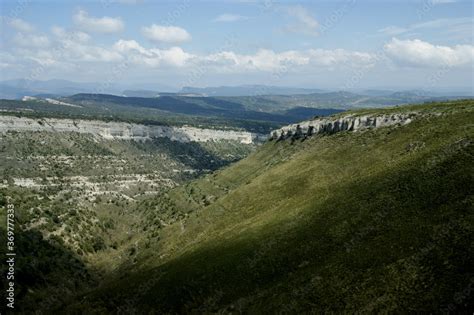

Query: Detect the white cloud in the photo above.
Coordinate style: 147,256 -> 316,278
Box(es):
51,26 -> 66,37
204,48 -> 375,72
114,39 -> 152,56
141,24 -> 191,43
284,5 -> 319,36
13,33 -> 50,48
8,18 -> 34,33
205,49 -> 296,71
113,39 -> 194,67
384,38 -> 474,67
157,47 -> 194,67
73,9 -> 124,33
112,40 -> 374,72
13,34 -> 123,66
44,33 -> 122,63
308,49 -> 375,67
213,14 -> 248,22
64,42 -> 123,62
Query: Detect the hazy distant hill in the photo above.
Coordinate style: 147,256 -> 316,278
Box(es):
180,85 -> 325,96
0,79 -> 102,98
0,84 -> 34,100
122,90 -> 204,97
61,93 -> 344,124
122,90 -> 161,97
223,91 -> 471,111
0,79 -> 176,99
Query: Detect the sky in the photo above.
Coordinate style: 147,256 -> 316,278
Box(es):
0,0 -> 473,91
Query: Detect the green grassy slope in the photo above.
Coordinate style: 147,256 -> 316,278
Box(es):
62,100 -> 473,313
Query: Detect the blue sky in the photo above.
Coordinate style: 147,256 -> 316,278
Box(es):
0,0 -> 472,90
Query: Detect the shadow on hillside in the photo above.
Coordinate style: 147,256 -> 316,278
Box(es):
64,138 -> 474,313
0,227 -> 94,314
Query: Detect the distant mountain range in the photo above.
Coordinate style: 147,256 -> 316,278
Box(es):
0,79 -> 472,103
122,90 -> 161,98
0,79 -> 105,99
122,90 -> 203,98
179,85 -> 325,96
0,79 -> 175,99
62,93 -> 344,124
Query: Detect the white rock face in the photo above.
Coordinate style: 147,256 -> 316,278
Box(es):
44,98 -> 82,108
269,112 -> 417,141
0,116 -> 266,144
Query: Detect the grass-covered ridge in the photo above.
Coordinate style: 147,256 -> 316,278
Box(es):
58,99 -> 473,313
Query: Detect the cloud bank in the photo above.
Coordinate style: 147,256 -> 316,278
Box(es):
141,24 -> 191,43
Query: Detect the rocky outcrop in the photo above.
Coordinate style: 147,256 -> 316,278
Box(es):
269,112 -> 417,141
0,115 -> 266,144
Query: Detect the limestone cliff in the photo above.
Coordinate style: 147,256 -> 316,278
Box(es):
269,112 -> 417,141
0,115 -> 266,144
